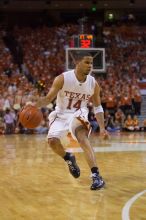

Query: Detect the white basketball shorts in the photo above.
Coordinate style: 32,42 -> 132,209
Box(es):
47,108 -> 90,140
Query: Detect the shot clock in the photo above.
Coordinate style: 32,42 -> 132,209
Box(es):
70,34 -> 94,48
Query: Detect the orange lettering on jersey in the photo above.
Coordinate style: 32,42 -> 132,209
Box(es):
80,94 -> 86,100
67,98 -> 72,109
64,91 -> 90,101
67,99 -> 82,110
70,92 -> 75,99
75,93 -> 80,98
64,91 -> 70,97
73,100 -> 82,109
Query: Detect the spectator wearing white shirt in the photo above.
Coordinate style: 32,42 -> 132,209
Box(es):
3,108 -> 16,134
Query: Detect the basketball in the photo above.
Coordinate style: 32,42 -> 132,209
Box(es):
19,105 -> 43,129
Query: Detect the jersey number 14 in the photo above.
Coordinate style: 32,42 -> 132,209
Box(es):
67,99 -> 82,110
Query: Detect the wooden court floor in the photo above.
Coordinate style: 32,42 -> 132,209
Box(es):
0,132 -> 146,220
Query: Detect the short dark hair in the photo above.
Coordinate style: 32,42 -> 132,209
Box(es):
74,51 -> 92,61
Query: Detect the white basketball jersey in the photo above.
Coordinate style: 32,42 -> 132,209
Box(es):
55,70 -> 96,113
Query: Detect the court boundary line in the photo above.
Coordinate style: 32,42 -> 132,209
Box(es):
122,190 -> 146,220
66,144 -> 146,153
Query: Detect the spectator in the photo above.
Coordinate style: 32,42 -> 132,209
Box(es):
3,108 -> 16,134
124,114 -> 134,131
120,92 -> 133,116
88,111 -> 99,133
34,119 -> 48,134
132,88 -> 142,115
132,115 -> 140,131
105,91 -> 117,116
105,115 -> 120,132
88,102 -> 99,133
142,119 -> 146,131
114,108 -> 125,129
0,117 -> 4,134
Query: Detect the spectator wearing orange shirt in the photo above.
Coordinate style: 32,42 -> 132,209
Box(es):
142,119 -> 146,131
132,115 -> 140,131
105,91 -> 117,115
124,114 -> 134,131
120,92 -> 133,116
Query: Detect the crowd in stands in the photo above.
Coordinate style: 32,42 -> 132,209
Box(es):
88,103 -> 143,133
0,22 -> 146,135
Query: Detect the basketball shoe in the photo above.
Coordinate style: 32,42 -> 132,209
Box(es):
66,154 -> 80,178
90,173 -> 105,190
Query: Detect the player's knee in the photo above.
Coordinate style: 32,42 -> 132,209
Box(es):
75,126 -> 88,143
78,136 -> 88,145
48,137 -> 60,147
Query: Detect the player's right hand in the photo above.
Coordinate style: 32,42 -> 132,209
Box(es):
100,129 -> 109,140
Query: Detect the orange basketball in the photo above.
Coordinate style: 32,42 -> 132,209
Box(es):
19,105 -> 43,129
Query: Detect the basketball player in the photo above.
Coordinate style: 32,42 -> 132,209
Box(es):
36,53 -> 108,190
